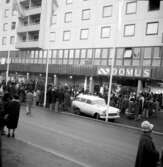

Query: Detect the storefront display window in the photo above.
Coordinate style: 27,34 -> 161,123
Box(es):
101,49 -> 108,58
95,49 -> 101,58
116,59 -> 122,66
143,59 -> 151,66
144,47 -> 152,58
75,49 -> 80,58
116,48 -> 123,58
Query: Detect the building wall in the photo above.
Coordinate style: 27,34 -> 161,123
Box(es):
0,0 -> 18,51
48,0 -> 163,49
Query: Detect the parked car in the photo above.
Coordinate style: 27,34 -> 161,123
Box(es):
72,94 -> 120,120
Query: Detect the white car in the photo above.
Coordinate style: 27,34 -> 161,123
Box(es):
72,94 -> 120,120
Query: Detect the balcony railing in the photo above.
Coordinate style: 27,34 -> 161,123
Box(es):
17,23 -> 40,32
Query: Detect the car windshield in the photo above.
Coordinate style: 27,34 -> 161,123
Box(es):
92,100 -> 106,106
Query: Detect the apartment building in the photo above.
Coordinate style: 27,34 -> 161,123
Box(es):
0,0 -> 163,93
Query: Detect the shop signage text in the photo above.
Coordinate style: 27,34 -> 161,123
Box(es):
97,67 -> 151,78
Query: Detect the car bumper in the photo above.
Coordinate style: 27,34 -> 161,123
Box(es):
100,114 -> 120,119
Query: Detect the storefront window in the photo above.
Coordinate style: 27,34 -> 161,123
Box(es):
133,48 -> 140,59
153,47 -> 160,58
132,59 -> 140,66
87,49 -> 93,58
101,49 -> 108,58
144,47 -> 152,58
80,59 -> 85,65
152,59 -> 160,66
63,59 -> 68,64
95,49 -> 101,58
58,50 -> 63,58
51,50 -> 57,64
124,59 -> 131,66
69,50 -> 74,59
143,59 -> 151,66
116,59 -> 122,66
94,59 -> 100,65
68,59 -> 73,64
81,49 -> 86,58
74,59 -> 79,64
101,59 -> 107,66
75,49 -> 80,58
116,48 -> 123,58
64,50 -> 69,59
58,59 -> 62,64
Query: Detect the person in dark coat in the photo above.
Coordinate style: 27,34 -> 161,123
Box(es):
0,95 -> 5,135
6,95 -> 20,138
135,121 -> 159,167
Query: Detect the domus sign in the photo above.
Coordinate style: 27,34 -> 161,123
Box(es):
97,67 -> 151,78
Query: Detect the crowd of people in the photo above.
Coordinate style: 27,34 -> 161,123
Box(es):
0,80 -> 162,121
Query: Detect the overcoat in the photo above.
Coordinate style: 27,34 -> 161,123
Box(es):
135,133 -> 159,167
6,99 -> 20,129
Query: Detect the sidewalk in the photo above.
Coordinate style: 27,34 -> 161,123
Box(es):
117,111 -> 163,134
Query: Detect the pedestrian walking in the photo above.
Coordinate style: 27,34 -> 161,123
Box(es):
135,120 -> 160,167
26,89 -> 33,116
5,95 -> 20,138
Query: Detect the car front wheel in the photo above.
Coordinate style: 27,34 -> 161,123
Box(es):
94,113 -> 100,120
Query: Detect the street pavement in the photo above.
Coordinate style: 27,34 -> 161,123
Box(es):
2,106 -> 163,167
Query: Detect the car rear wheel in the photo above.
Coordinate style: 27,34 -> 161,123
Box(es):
94,113 -> 100,120
74,108 -> 80,115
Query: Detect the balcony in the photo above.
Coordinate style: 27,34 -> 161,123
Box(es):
25,6 -> 41,16
15,40 -> 40,49
17,23 -> 40,33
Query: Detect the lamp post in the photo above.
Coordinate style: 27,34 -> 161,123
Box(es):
105,0 -> 123,122
6,50 -> 10,85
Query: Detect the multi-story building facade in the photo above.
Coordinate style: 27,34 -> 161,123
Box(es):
0,0 -> 163,93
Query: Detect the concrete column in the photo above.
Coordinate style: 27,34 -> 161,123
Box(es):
84,76 -> 88,91
89,76 -> 94,94
137,80 -> 143,96
54,74 -> 58,87
26,72 -> 29,80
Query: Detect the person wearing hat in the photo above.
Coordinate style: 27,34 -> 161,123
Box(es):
135,120 -> 160,167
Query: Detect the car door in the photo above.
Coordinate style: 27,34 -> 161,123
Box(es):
85,99 -> 95,116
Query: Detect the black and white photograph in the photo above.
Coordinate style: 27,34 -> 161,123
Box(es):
0,0 -> 163,166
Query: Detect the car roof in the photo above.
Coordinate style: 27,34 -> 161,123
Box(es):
77,94 -> 104,101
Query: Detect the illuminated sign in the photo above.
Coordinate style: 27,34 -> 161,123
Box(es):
97,67 -> 151,78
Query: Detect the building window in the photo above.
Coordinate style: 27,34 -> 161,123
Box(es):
146,22 -> 159,35
64,12 -> 72,23
66,0 -> 72,5
11,22 -> 16,30
12,9 -> 17,16
3,23 -> 8,31
148,0 -> 160,11
6,0 -> 10,3
2,37 -> 7,46
103,5 -> 112,18
82,9 -> 90,20
124,24 -> 135,37
126,1 -> 137,14
10,36 -> 15,45
51,14 -> 57,25
101,26 -> 111,38
80,29 -> 89,40
63,31 -> 71,41
4,9 -> 9,17
49,32 -> 56,42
